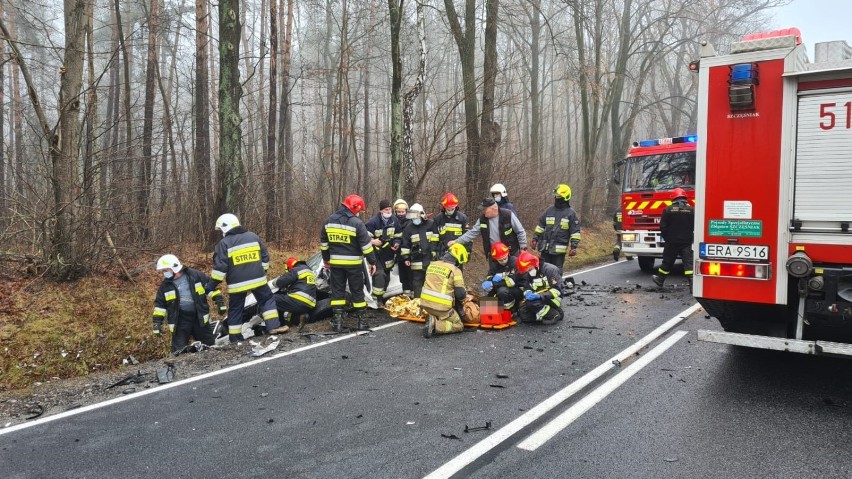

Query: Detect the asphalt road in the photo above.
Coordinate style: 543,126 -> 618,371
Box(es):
2,259 -> 851,478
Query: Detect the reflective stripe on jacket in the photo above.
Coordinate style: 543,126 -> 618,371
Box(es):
153,267 -> 222,328
273,263 -> 318,308
534,204 -> 581,255
321,206 -> 377,268
420,260 -> 465,312
208,227 -> 270,293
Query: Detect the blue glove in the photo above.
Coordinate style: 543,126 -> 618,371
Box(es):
482,280 -> 493,291
492,273 -> 503,284
524,290 -> 541,301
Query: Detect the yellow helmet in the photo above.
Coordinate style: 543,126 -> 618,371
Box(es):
554,184 -> 572,201
449,243 -> 469,265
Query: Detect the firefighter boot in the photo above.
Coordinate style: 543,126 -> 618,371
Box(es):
423,314 -> 435,338
652,274 -> 665,288
612,245 -> 621,262
330,309 -> 345,333
355,310 -> 370,331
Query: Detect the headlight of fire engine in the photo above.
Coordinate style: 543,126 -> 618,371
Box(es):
621,233 -> 637,242
785,251 -> 812,278
807,275 -> 824,292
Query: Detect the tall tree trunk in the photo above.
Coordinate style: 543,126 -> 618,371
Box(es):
10,14 -> 23,200
100,9 -> 120,208
479,0 -> 500,196
361,0 -> 376,204
401,0 -> 425,199
114,0 -> 134,225
264,0 -> 278,237
140,0 -> 162,242
528,0 -> 541,169
278,0 -> 294,224
195,0 -> 213,241
388,0 -> 403,199
82,0 -> 96,218
0,0 -> 5,215
215,0 -> 243,215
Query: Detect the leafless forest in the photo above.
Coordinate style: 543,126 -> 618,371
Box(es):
0,0 -> 785,280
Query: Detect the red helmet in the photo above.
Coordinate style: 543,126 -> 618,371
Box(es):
490,242 -> 510,260
441,193 -> 459,209
342,194 -> 366,213
671,188 -> 688,201
516,251 -> 540,274
285,257 -> 299,271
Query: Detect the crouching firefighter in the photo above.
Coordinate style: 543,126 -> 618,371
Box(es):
153,254 -> 225,353
207,214 -> 287,342
516,252 -> 564,325
321,194 -> 377,332
271,257 -> 317,328
420,243 -> 469,338
481,242 -> 522,316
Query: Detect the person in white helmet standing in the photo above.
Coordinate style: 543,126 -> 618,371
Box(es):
153,254 -> 225,353
399,202 -> 440,296
490,183 -> 516,214
207,213 -> 288,343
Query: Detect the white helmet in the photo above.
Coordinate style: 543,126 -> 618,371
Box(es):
215,213 -> 240,236
156,254 -> 183,274
490,183 -> 508,197
406,203 -> 425,219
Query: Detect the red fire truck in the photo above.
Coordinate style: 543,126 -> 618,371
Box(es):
694,28 -> 852,356
614,136 -> 697,272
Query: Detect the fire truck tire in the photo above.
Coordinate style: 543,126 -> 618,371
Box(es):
638,256 -> 656,273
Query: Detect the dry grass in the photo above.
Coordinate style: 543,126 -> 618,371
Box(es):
0,225 -> 614,392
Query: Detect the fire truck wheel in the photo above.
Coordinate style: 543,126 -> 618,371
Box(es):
638,256 -> 656,273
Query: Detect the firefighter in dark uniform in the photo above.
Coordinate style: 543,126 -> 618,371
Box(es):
153,254 -> 225,353
531,184 -> 581,274
207,214 -> 286,342
365,199 -> 402,305
393,199 -> 414,294
481,242 -> 522,314
434,192 -> 469,259
612,210 -> 623,262
516,252 -> 564,325
321,194 -> 377,331
400,203 -> 440,297
450,197 -> 528,267
652,188 -> 695,288
271,256 -> 317,326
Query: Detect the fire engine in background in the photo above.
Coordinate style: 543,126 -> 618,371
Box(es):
694,28 -> 852,356
614,136 -> 697,272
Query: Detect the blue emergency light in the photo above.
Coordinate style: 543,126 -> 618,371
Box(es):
729,63 -> 758,110
632,135 -> 698,148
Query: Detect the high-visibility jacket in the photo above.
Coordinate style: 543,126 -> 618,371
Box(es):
272,262 -> 317,308
434,210 -> 468,254
321,206 -> 376,268
400,219 -> 440,271
208,227 -> 271,293
487,255 -> 519,288
533,202 -> 581,255
420,259 -> 466,313
519,261 -> 563,309
364,212 -> 402,270
154,268 -> 223,332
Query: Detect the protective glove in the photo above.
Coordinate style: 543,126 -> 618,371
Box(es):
524,290 -> 541,301
481,280 -> 493,291
492,273 -> 503,284
568,248 -> 577,257
153,322 -> 162,335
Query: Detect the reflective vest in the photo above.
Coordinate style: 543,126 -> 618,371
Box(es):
420,260 -> 465,312
479,208 -> 521,257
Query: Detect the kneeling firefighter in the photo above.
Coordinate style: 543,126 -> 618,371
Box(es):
271,256 -> 317,327
420,243 -> 469,338
516,252 -> 564,325
481,242 -> 522,314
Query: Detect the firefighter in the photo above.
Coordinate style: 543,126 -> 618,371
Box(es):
393,198 -> 414,294
516,251 -> 564,325
531,184 -> 581,274
451,197 -> 528,265
421,243 -> 469,338
490,183 -> 517,213
612,210 -> 623,262
365,199 -> 402,305
271,256 -> 317,327
207,214 -> 287,342
321,194 -> 377,331
434,192 -> 469,259
400,203 -> 440,297
153,254 -> 225,353
480,242 -> 522,315
652,188 -> 695,288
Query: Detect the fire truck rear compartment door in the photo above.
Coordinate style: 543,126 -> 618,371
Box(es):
794,90 -> 852,230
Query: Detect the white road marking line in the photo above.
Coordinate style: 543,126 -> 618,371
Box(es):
424,303 -> 701,479
0,321 -> 406,436
517,330 -> 688,451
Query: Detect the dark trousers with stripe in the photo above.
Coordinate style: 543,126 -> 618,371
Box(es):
173,310 -> 214,352
274,294 -> 315,322
541,252 -> 566,274
658,242 -> 694,276
330,266 -> 367,310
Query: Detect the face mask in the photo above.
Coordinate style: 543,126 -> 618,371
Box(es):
382,212 -> 392,219
445,208 -> 456,215
493,194 -> 502,201
163,271 -> 174,279
528,268 -> 537,277
413,218 -> 422,226
497,257 -> 508,266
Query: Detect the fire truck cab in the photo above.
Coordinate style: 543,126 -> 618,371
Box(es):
694,28 -> 852,356
615,136 -> 697,272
